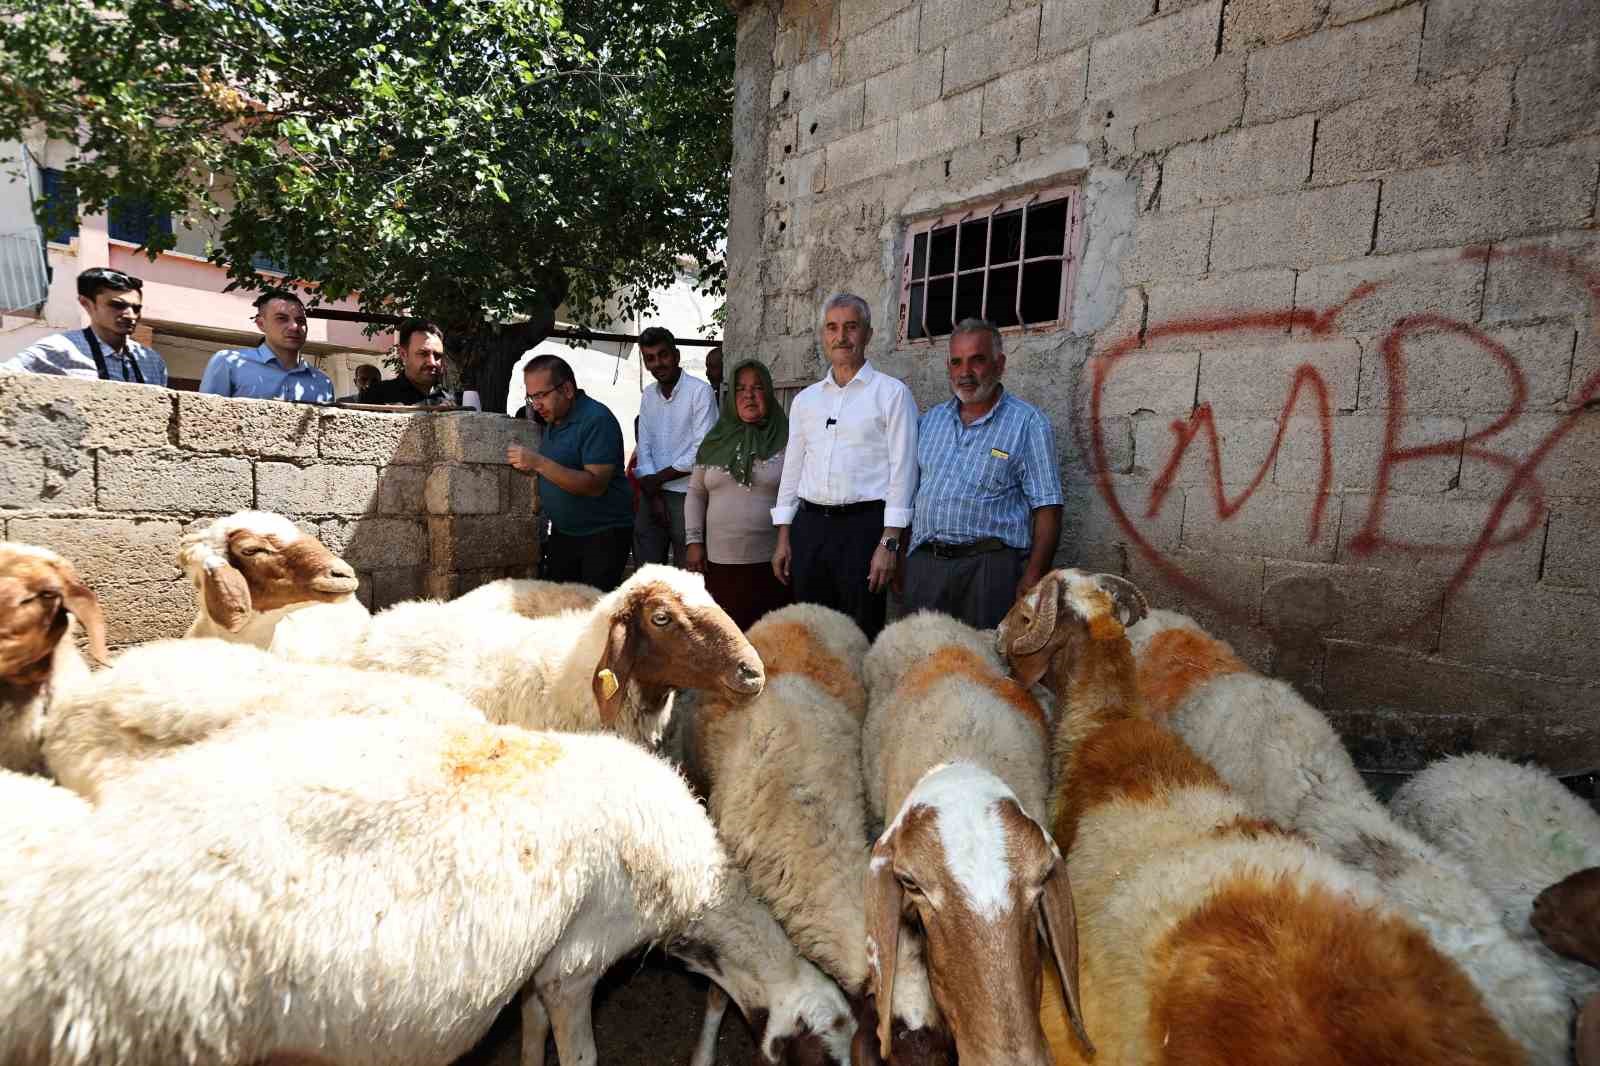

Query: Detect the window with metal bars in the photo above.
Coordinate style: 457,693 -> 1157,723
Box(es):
897,186 -> 1080,342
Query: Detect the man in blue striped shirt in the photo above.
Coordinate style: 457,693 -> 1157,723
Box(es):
901,318 -> 1063,629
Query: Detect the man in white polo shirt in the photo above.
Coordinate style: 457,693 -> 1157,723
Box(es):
771,292 -> 917,639
633,326 -> 717,568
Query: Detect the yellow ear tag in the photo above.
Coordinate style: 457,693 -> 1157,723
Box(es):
598,669 -> 620,700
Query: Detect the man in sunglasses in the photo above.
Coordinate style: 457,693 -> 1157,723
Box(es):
0,268 -> 168,385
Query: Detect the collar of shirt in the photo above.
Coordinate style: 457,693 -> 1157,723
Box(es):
241,342 -> 316,374
819,359 -> 877,391
940,386 -> 1010,430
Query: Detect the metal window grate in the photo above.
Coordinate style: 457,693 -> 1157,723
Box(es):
0,227 -> 49,313
897,185 -> 1081,342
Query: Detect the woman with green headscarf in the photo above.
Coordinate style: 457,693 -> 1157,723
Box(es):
684,358 -> 793,630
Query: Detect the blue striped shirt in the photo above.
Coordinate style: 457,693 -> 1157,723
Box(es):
199,343 -> 334,403
910,389 -> 1063,553
1,329 -> 167,385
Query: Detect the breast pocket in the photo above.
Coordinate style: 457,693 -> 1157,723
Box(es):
977,451 -> 1015,496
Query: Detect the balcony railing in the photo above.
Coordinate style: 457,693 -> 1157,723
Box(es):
0,227 -> 49,313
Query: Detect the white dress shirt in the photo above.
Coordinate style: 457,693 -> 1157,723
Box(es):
636,372 -> 717,493
772,360 -> 919,528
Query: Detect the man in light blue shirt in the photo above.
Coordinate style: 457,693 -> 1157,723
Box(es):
1,268 -> 167,385
199,289 -> 333,403
901,318 -> 1063,630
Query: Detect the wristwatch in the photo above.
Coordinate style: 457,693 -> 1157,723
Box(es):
880,535 -> 900,552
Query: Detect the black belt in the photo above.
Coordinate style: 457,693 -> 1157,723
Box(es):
798,498 -> 884,518
920,537 -> 1008,559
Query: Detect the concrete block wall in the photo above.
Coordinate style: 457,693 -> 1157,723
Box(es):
728,0 -> 1600,772
1,374 -> 541,647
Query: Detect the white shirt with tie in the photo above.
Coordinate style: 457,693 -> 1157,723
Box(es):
771,360 -> 919,529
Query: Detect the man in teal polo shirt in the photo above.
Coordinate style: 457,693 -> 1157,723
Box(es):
506,354 -> 634,591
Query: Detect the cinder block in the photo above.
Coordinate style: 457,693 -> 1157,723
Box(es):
1275,413 -> 1465,494
894,89 -> 983,166
428,515 -> 540,572
1513,36 -> 1600,144
377,465 -> 428,515
96,577 -> 196,645
1314,70 -> 1513,184
1420,0 -> 1596,79
507,468 -> 540,515
840,7 -> 917,85
1544,498 -> 1600,592
0,373 -> 172,451
1197,338 -> 1360,414
1482,229 -> 1600,325
98,450 -> 251,513
797,83 -> 864,154
425,463 -> 502,515
1144,268 -> 1298,342
1120,208 -> 1213,285
1571,331 -> 1600,408
0,447 -> 94,511
1162,115 -> 1314,211
319,516 -> 428,570
1209,181 -> 1378,273
1294,245 -> 1486,337
7,517 -> 185,584
320,409 -> 433,463
1181,484 -> 1341,562
256,462 -> 378,516
1376,141 -> 1600,255
371,566 -> 425,608
1442,582 -> 1600,678
1040,0 -> 1153,57
864,52 -> 944,127
980,47 -> 1087,135
1061,478 -> 1185,558
1125,547 -> 1266,621
941,8 -> 1041,97
840,0 -> 912,39
1357,321 -> 1576,416
1454,409 -> 1600,498
433,413 -> 539,465
1132,414 -> 1286,490
1126,54 -> 1247,154
1097,348 -> 1199,416
1087,2 -> 1222,104
1326,0 -> 1414,26
1222,0 -> 1324,51
177,392 -> 320,458
1337,490 -> 1544,584
1243,5 -> 1422,123
1264,559 -> 1444,652
786,49 -> 834,113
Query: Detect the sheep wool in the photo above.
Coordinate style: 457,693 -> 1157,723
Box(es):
450,577 -> 603,618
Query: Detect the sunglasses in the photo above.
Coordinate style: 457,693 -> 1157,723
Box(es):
84,268 -> 143,290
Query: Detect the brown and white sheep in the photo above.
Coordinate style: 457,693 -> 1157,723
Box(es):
0,543 -> 107,774
450,576 -> 603,619
1000,568 -> 1527,1066
179,511 -> 367,662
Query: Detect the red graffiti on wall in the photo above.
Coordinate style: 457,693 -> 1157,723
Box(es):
1088,247 -> 1600,615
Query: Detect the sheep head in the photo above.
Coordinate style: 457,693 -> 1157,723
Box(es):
179,512 -> 358,633
865,764 -> 1090,1066
590,565 -> 764,728
1531,865 -> 1600,969
0,544 -> 108,686
996,568 -> 1147,690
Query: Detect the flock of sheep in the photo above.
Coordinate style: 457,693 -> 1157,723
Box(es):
1,508 -> 1597,1066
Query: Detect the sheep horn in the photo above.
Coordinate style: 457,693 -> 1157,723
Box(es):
1093,573 -> 1148,628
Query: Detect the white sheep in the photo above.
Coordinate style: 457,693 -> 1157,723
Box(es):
41,637 -> 484,801
1128,610 -> 1572,1064
0,543 -> 106,775
0,767 -> 90,871
450,576 -> 603,618
179,510 -> 369,662
3,709 -> 849,1066
687,605 -> 948,1063
858,612 -> 1071,1064
350,563 -> 764,748
1392,754 -> 1600,1011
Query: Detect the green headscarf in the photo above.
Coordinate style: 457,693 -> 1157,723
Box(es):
694,358 -> 789,486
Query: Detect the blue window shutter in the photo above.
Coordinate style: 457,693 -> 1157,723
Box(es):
38,168 -> 79,244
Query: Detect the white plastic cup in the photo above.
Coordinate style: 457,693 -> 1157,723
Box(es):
461,389 -> 482,411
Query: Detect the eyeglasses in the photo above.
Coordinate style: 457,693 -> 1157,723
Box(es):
527,384 -> 563,403
82,268 -> 143,290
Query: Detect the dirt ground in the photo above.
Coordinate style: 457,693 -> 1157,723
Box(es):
457,955 -> 759,1066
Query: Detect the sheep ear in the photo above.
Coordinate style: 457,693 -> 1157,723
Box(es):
1093,573 -> 1148,628
56,566 -> 108,665
865,836 -> 903,1061
1037,850 -> 1094,1059
202,557 -> 253,633
592,616 -> 637,726
1009,571 -> 1063,657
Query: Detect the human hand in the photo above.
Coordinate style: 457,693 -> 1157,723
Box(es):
772,534 -> 791,586
684,543 -> 706,573
650,495 -> 670,529
1016,565 -> 1046,603
507,444 -> 541,474
867,544 -> 897,593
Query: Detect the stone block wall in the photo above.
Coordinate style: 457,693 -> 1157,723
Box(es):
1,373 -> 541,647
729,0 -> 1600,772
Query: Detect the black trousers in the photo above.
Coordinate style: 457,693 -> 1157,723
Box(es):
902,545 -> 1028,630
789,501 -> 887,640
543,525 -> 632,592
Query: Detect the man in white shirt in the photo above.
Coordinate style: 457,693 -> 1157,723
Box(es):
633,326 -> 717,568
1,268 -> 168,385
771,293 -> 917,639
